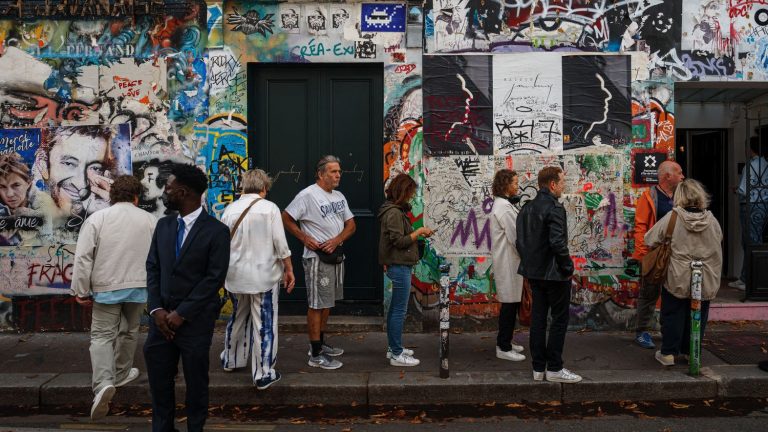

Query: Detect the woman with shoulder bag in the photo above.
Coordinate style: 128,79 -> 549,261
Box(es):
490,169 -> 526,362
378,174 -> 433,367
220,169 -> 296,389
645,179 -> 722,366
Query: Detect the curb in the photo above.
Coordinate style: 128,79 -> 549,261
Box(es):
1,366 -> 766,409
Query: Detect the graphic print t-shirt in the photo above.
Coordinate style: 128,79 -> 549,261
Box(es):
285,184 -> 355,259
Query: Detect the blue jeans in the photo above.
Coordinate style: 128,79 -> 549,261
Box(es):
386,265 -> 412,356
739,203 -> 768,282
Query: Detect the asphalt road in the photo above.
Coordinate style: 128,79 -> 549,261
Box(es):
2,414 -> 768,432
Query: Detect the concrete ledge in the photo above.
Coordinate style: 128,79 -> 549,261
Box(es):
702,365 -> 768,398
561,369 -> 717,402
209,372 -> 368,406
41,373 -> 180,407
0,373 -> 58,407
368,371 -> 561,405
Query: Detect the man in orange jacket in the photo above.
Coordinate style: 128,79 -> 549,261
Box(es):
632,160 -> 684,349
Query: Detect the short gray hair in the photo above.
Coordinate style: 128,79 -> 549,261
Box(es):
316,155 -> 341,177
673,179 -> 711,210
241,169 -> 272,194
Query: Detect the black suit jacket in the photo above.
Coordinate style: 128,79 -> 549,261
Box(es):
146,209 -> 230,323
516,188 -> 574,281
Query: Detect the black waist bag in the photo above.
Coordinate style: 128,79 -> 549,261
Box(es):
317,244 -> 344,264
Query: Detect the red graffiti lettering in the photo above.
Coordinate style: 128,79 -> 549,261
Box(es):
27,263 -> 73,288
395,63 -> 416,74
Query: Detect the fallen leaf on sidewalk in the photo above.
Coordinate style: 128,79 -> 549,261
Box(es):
290,419 -> 307,424
670,402 -> 691,409
399,371 -> 405,379
178,417 -> 187,423
506,403 -> 524,408
483,402 -> 496,407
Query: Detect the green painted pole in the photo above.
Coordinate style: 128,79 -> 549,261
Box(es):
689,260 -> 704,376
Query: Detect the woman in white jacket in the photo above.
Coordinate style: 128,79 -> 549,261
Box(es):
490,169 -> 525,362
220,169 -> 296,389
645,179 -> 722,367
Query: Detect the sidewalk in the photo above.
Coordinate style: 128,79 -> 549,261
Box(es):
1,323 -> 767,410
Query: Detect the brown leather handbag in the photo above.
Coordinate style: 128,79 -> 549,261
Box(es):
641,211 -> 678,285
518,278 -> 533,327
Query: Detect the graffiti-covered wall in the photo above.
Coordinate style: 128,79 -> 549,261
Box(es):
413,0 -> 766,330
0,1 -> 764,332
0,0 -> 424,331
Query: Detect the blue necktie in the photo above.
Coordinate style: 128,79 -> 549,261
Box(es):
176,218 -> 186,259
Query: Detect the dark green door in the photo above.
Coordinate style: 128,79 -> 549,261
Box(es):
249,64 -> 384,314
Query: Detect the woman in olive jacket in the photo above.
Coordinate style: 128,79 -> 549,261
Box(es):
378,174 -> 433,367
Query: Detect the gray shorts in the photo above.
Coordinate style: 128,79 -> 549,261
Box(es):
303,257 -> 344,309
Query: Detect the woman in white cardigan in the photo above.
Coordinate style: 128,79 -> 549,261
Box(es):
490,169 -> 525,362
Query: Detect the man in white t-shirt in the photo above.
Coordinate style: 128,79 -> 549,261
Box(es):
283,155 -> 356,370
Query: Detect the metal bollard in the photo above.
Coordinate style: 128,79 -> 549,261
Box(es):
689,260 -> 704,376
438,262 -> 451,379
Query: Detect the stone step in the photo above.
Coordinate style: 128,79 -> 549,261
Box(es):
278,315 -> 384,333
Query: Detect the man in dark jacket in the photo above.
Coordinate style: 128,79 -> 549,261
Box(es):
516,166 -> 581,383
144,164 -> 230,432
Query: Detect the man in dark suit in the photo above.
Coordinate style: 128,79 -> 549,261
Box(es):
144,163 -> 230,432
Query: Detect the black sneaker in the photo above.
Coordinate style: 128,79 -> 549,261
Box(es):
256,372 -> 281,390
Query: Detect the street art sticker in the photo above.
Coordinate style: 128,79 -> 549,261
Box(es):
99,58 -> 165,108
423,55 -> 493,156
278,4 -> 301,33
330,5 -> 352,32
208,2 -> 224,47
492,53 -> 563,155
681,0 -> 730,55
562,55 -> 631,150
631,79 -> 675,155
305,4 -> 328,36
502,153 -> 625,274
424,155 -> 494,257
32,124 -> 132,243
361,3 -> 406,33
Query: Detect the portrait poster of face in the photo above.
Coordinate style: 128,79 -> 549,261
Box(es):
29,124 -> 132,243
0,128 -> 45,246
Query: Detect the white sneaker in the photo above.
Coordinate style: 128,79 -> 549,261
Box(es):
90,384 -> 115,420
546,368 -> 582,383
496,346 -> 525,362
728,280 -> 746,291
533,371 -> 545,381
115,368 -> 139,387
511,342 -> 525,353
390,353 -> 420,367
386,348 -> 414,359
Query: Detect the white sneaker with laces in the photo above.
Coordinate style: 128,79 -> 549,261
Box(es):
496,346 -> 525,362
115,368 -> 140,387
546,368 -> 582,383
511,342 -> 524,353
386,347 -> 414,359
90,384 -> 115,420
533,371 -> 545,381
390,353 -> 420,367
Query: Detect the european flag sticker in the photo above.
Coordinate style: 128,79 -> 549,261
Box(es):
361,3 -> 406,32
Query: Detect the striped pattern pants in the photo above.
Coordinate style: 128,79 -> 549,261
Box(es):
220,289 -> 279,383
